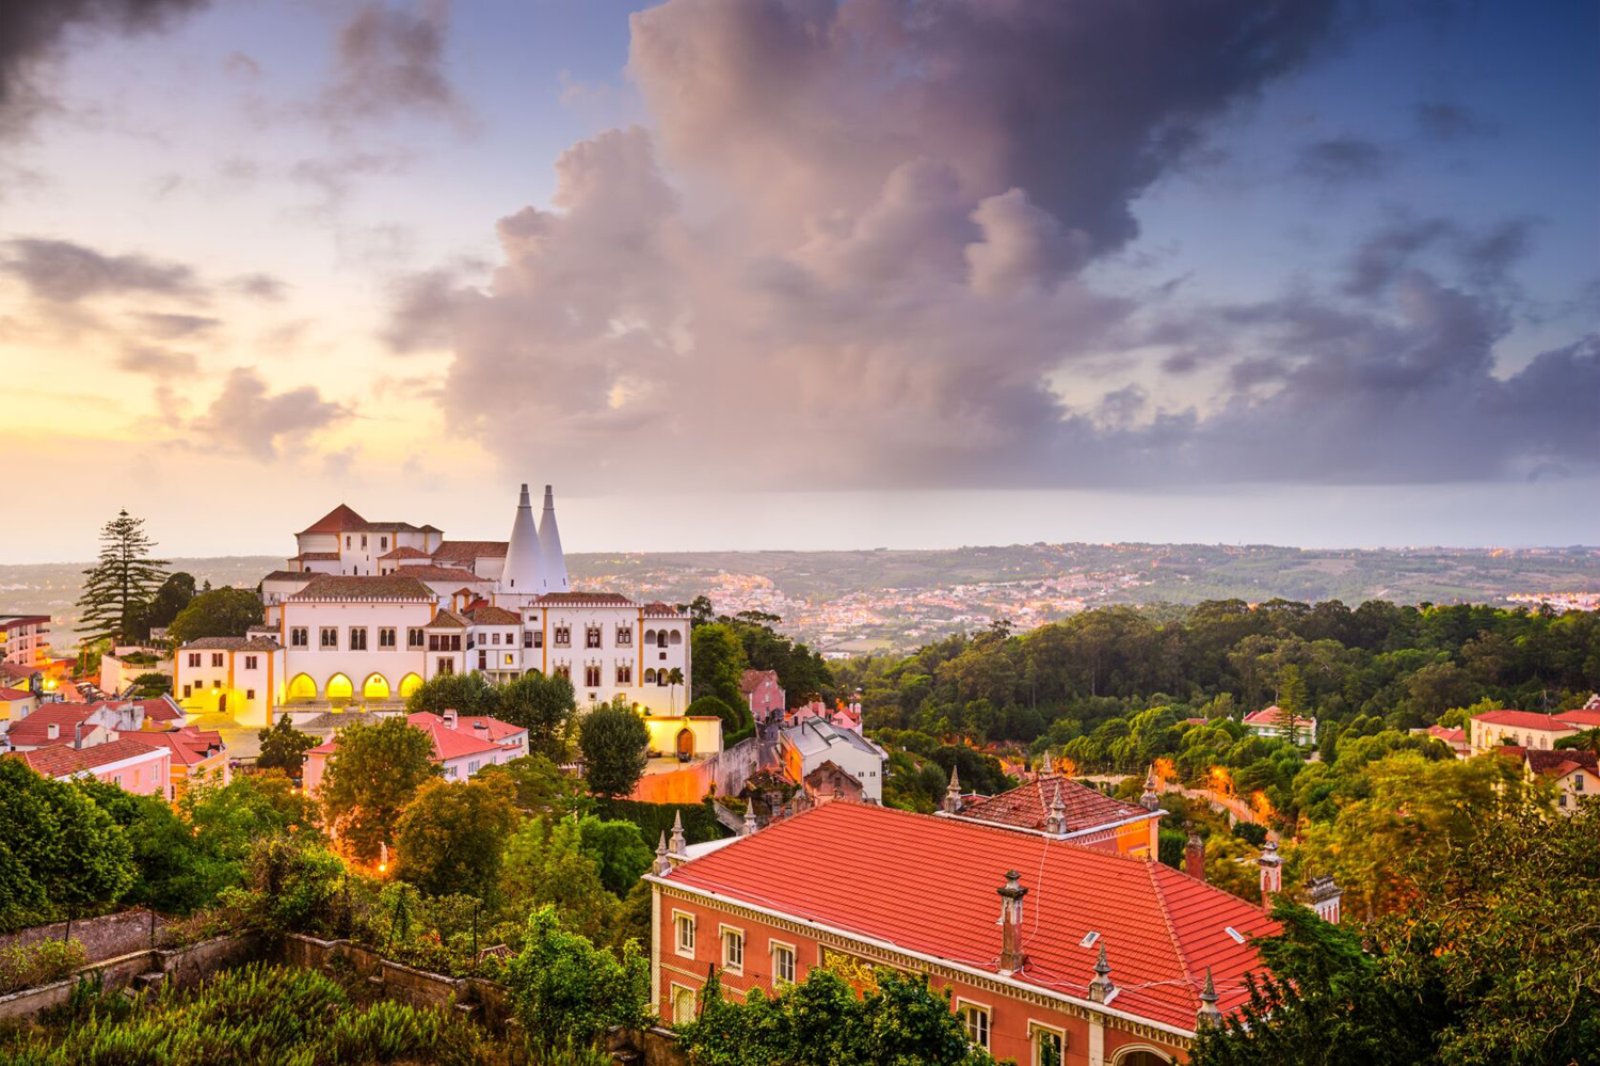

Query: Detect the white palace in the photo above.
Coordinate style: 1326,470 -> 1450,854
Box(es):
173,486 -> 705,752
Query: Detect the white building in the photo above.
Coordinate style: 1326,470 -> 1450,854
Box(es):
779,717 -> 888,803
0,615 -> 51,667
301,710 -> 528,795
195,485 -> 693,726
174,637 -> 284,726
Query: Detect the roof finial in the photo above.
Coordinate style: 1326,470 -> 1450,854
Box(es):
1088,943 -> 1115,1003
943,765 -> 962,814
669,811 -> 687,856
1045,781 -> 1067,835
1196,966 -> 1222,1027
742,803 -> 759,836
1140,764 -> 1162,811
1041,747 -> 1054,776
654,831 -> 671,875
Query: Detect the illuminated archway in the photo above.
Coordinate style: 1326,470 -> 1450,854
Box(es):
287,673 -> 317,701
362,673 -> 391,701
398,673 -> 424,699
325,673 -> 354,701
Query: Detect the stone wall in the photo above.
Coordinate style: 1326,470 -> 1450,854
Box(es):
0,909 -> 165,963
0,935 -> 256,1023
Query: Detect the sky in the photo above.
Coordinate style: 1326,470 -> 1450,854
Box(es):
0,0 -> 1596,563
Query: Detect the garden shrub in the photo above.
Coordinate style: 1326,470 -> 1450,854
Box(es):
0,939 -> 87,995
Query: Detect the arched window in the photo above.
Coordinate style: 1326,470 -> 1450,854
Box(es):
362,673 -> 391,701
398,673 -> 424,698
657,630 -> 669,649
644,629 -> 657,646
325,673 -> 354,701
644,669 -> 657,685
287,673 -> 317,701
668,630 -> 682,646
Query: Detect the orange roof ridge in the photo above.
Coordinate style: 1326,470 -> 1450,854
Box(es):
1146,856 -> 1199,1003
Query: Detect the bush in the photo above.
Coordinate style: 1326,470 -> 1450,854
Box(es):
505,905 -> 649,1054
591,798 -> 729,849
0,939 -> 87,994
1232,821 -> 1268,847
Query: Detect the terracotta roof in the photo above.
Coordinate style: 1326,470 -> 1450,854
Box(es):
1474,709 -> 1578,731
407,712 -> 505,760
298,504 -> 368,535
956,776 -> 1158,837
359,521 -> 425,533
455,715 -> 527,742
286,574 -> 434,601
659,803 -> 1276,1034
0,687 -> 32,701
293,552 -> 340,562
139,727 -> 226,766
535,592 -> 635,607
1556,709 -> 1600,728
431,540 -> 507,563
465,605 -> 521,626
0,615 -> 49,627
428,609 -> 470,629
740,669 -> 780,695
262,570 -> 313,582
391,565 -> 489,583
5,705 -> 94,747
1242,705 -> 1315,728
7,737 -> 166,779
0,663 -> 40,682
79,697 -> 184,723
379,546 -> 432,560
642,601 -> 682,617
180,636 -> 281,651
1523,748 -> 1599,778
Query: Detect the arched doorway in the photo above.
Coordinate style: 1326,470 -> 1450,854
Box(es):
362,673 -> 391,701
1114,1048 -> 1174,1066
325,673 -> 354,702
287,674 -> 317,701
398,673 -> 423,699
676,727 -> 694,762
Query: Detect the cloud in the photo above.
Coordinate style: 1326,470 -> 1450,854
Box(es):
387,0 -> 1597,492
319,0 -> 462,125
1415,101 -> 1495,141
0,0 -> 208,134
117,346 -> 196,376
136,312 -> 219,339
231,272 -> 287,301
1294,136 -> 1394,184
1,237 -> 203,302
188,367 -> 346,461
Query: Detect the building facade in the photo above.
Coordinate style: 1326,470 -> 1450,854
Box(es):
0,615 -> 50,667
942,770 -> 1164,859
778,718 -> 887,803
1468,708 -> 1600,754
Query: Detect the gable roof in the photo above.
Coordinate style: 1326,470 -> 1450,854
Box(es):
390,565 -> 489,584
7,737 -> 166,778
534,592 -> 634,607
657,802 -> 1276,1035
431,540 -> 508,563
0,686 -> 32,701
379,546 -> 432,560
454,715 -> 527,742
465,605 -> 521,626
1523,748 -> 1599,778
955,775 -> 1159,837
1242,705 -> 1316,727
1474,709 -> 1579,732
286,574 -> 434,602
180,636 -> 282,651
298,504 -> 368,535
1555,708 -> 1600,728
740,669 -> 780,695
139,727 -> 226,766
5,704 -> 95,747
406,712 -> 506,760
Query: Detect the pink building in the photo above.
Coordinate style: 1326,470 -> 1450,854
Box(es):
6,737 -> 171,799
302,710 -> 526,794
0,615 -> 51,667
739,669 -> 785,723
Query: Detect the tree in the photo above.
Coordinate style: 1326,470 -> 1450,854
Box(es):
404,672 -> 502,717
504,905 -> 649,1054
129,672 -> 172,698
686,695 -> 743,739
319,718 -> 438,862
476,754 -> 591,819
667,666 -> 685,713
75,780 -> 232,914
1277,664 -> 1309,747
142,571 -> 197,635
576,816 -> 653,896
0,761 -> 134,931
499,671 -> 577,760
393,775 -> 518,900
691,623 -> 748,710
256,715 -> 318,777
579,699 -> 649,798
499,818 -> 616,941
184,772 -> 317,863
167,587 -> 264,645
76,509 -> 168,645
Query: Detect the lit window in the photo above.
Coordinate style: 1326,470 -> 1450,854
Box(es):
674,913 -> 696,957
959,1003 -> 990,1049
722,927 -> 744,974
772,943 -> 796,985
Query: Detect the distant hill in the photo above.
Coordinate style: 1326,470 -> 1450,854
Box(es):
4,543 -> 1596,654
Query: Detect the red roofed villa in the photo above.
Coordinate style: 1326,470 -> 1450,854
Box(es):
1468,707 -> 1600,755
943,767 -> 1165,858
302,710 -> 527,794
649,802 -> 1286,1064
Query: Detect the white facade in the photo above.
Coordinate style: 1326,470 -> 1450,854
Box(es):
779,718 -> 888,803
174,638 -> 285,728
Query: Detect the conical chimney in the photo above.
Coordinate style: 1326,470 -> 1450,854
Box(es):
500,484 -> 547,594
537,485 -> 569,593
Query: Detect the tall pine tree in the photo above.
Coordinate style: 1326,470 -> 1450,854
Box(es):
76,510 -> 168,645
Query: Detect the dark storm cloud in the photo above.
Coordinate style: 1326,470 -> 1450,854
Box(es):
320,0 -> 460,124
0,0 -> 207,132
1,237 -> 203,302
189,367 -> 347,460
389,0 -> 1597,492
1294,136 -> 1394,184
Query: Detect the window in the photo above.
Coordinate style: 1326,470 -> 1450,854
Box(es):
523,631 -> 534,648
244,655 -> 258,670
246,689 -> 256,700
673,912 -> 696,957
721,927 -> 745,974
1030,1024 -> 1065,1066
407,627 -> 424,648
437,658 -> 454,675
491,632 -> 501,646
644,669 -> 656,685
182,684 -> 191,697
320,627 -> 338,649
616,626 -> 632,646
468,760 -> 480,774
658,672 -> 669,687
772,942 -> 796,986
345,536 -> 351,548
958,1003 -> 990,1050
657,631 -> 669,649
449,635 -> 461,651
349,628 -> 368,651
380,536 -> 388,550
1576,775 -> 1586,792
379,627 -> 396,649
669,630 -> 682,646
585,663 -> 601,688
478,650 -> 487,670
585,625 -> 602,649
291,627 -> 309,648
554,664 -> 571,681
212,680 -> 221,688
616,663 -> 633,685
553,626 -> 571,647
187,653 -> 201,668
211,653 -> 225,668
531,630 -> 543,648
503,653 -> 514,666
671,985 -> 696,1025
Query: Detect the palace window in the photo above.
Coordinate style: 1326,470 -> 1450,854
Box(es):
553,664 -> 571,681
360,535 -> 367,549
721,927 -> 745,974
658,672 -> 670,687
553,626 -> 571,647
523,631 -> 534,648
674,913 -> 696,957
407,628 -> 424,649
1031,1025 -> 1064,1066
585,663 -> 601,688
211,653 -> 224,668
657,631 -> 669,649
585,626 -> 602,649
616,626 -> 632,647
531,631 -> 543,648
349,628 -> 368,651
320,627 -> 338,649
291,627 -> 308,648
958,1003 -> 990,1050
244,655 -> 258,670
772,942 -> 797,986
187,653 -> 201,668
437,658 -> 454,676
644,669 -> 656,685
616,663 -> 632,685
503,653 -> 514,667
380,536 -> 388,550
378,627 -> 396,649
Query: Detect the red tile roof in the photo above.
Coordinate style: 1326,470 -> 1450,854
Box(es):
391,565 -> 489,584
0,663 -> 40,683
180,636 -> 281,651
535,592 -> 634,606
465,605 -> 521,626
739,669 -> 780,695
1474,709 -> 1579,731
80,696 -> 184,723
298,504 -> 367,535
431,540 -> 507,563
5,705 -> 93,747
139,727 -> 226,766
660,803 -> 1275,1034
1556,709 -> 1600,728
286,575 -> 435,601
380,546 -> 432,560
1523,749 -> 1599,778
0,686 -> 32,701
454,715 -> 527,742
406,713 -> 505,760
7,737 -> 166,779
1242,705 -> 1315,728
956,776 -> 1158,837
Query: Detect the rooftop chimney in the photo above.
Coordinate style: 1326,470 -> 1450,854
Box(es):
46,722 -> 60,742
1088,944 -> 1115,1003
443,709 -> 458,729
996,870 -> 1028,975
943,765 -> 962,814
1195,967 -> 1223,1029
473,720 -> 488,734
537,485 -> 569,593
1258,839 -> 1283,911
1307,874 -> 1343,925
1185,829 -> 1206,882
74,722 -> 83,749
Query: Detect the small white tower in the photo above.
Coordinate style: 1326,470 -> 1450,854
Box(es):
537,484 -> 569,593
501,484 -> 547,597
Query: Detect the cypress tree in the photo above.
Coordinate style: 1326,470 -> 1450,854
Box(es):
76,509 -> 168,645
